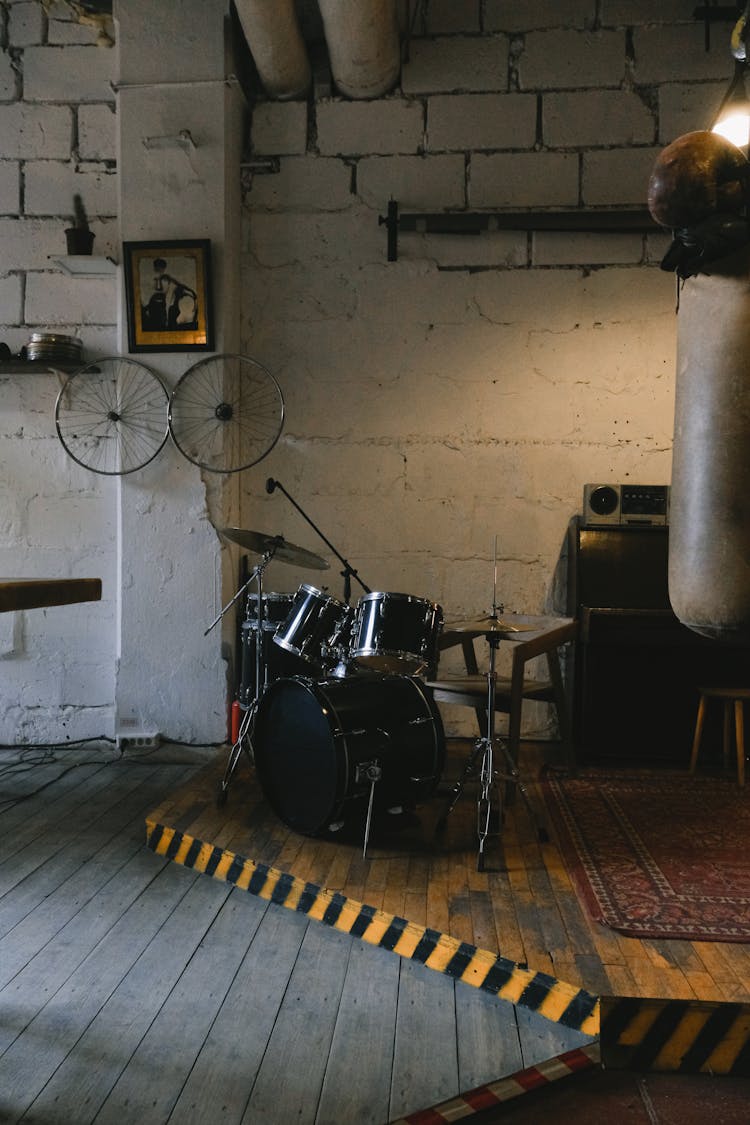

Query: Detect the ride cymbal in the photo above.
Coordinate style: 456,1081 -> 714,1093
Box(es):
218,527 -> 329,570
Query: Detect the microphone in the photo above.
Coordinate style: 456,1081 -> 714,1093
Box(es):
266,478 -> 277,494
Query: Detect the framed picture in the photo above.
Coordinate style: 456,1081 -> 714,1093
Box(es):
123,239 -> 214,352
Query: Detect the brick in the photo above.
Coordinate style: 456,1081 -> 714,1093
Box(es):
398,229 -> 527,268
8,2 -> 45,47
24,272 -> 118,325
532,230 -> 646,265
0,217 -> 68,268
427,93 -> 536,151
470,151 -> 579,208
633,26 -> 731,84
78,103 -> 116,161
251,100 -> 308,156
582,146 -> 662,206
601,1 -> 699,24
0,104 -> 72,158
316,98 -> 423,156
520,29 -> 626,89
402,35 -> 509,94
356,153 -> 465,209
423,0 -> 480,34
0,49 -> 19,100
0,274 -> 23,325
485,1 -> 596,31
658,82 -> 725,143
24,162 -> 117,218
23,45 -> 115,103
544,90 -> 655,147
246,156 -> 353,211
246,209 -> 383,268
0,161 -> 20,214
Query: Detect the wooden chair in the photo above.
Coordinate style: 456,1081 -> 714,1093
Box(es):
426,615 -> 577,776
690,686 -> 750,786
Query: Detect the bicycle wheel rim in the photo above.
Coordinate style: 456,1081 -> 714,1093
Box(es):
168,353 -> 284,473
55,357 -> 170,475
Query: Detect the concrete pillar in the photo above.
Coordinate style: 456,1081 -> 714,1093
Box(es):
114,0 -> 244,743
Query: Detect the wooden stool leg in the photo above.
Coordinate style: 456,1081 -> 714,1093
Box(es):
690,694 -> 707,773
723,702 -> 732,769
735,699 -> 745,787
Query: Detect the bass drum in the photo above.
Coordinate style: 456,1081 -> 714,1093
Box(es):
253,675 -> 445,836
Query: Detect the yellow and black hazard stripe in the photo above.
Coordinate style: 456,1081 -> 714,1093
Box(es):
600,996 -> 750,1075
146,819 -> 600,1037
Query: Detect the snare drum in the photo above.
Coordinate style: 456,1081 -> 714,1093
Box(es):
350,591 -> 443,676
253,674 -> 445,836
274,583 -> 353,671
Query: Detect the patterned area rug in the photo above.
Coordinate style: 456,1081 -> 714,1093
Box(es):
541,768 -> 750,942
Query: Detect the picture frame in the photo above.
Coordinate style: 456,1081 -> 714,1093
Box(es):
122,239 -> 214,352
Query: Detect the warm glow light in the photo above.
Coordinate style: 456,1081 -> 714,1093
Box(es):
712,110 -> 750,149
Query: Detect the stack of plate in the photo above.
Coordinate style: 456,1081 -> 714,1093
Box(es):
25,333 -> 83,365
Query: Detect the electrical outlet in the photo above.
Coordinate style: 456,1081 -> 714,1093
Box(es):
118,732 -> 161,751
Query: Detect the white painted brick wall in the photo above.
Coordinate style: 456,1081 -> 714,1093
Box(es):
356,153 -> 465,209
427,93 -> 536,151
0,162 -> 20,214
658,82 -> 724,144
582,146 -> 662,206
24,272 -> 118,325
424,0 -> 480,34
520,30 -> 627,89
633,26 -> 732,84
22,45 -> 115,102
543,91 -> 655,148
316,98 -> 423,156
251,101 -> 308,156
78,103 -> 116,161
8,2 -> 45,47
24,162 -> 117,217
402,36 -> 509,94
0,51 -> 19,99
470,152 -> 579,208
248,156 -> 353,210
485,1 -> 595,32
0,104 -> 72,159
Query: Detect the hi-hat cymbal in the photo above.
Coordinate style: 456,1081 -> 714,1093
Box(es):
446,614 -> 536,636
219,527 -> 329,570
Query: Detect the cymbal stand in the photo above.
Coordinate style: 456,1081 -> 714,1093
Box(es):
216,544 -> 278,807
436,626 -> 547,871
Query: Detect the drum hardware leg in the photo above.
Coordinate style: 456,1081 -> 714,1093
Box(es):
356,761 -> 382,859
217,700 -> 256,807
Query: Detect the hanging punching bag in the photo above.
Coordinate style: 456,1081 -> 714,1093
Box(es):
648,131 -> 750,643
671,248 -> 750,642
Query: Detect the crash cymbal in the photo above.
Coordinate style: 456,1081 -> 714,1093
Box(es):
219,527 -> 329,570
446,614 -> 536,636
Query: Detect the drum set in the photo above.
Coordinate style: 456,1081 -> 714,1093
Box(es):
212,515 -> 542,867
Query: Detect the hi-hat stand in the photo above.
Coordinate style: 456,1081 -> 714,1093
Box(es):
435,546 -> 548,870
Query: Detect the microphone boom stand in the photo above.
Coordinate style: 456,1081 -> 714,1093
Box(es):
266,478 -> 371,603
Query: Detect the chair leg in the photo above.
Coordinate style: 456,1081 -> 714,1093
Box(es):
723,701 -> 732,769
690,694 -> 707,773
735,699 -> 745,786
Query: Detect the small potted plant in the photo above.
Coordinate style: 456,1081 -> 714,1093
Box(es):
65,194 -> 95,255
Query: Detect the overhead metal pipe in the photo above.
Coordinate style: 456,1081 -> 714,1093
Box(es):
234,0 -> 311,100
316,0 -> 401,99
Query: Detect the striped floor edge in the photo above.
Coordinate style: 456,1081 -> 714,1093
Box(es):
145,819 -> 600,1036
388,1043 -> 601,1124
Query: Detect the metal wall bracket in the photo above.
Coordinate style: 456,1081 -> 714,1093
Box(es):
378,200 -> 659,261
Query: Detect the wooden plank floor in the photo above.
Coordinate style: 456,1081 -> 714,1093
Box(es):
0,744 -> 592,1125
149,736 -> 750,1008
